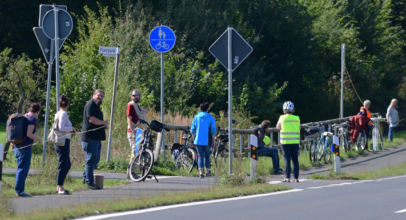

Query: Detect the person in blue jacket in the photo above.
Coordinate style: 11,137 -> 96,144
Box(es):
191,102 -> 216,178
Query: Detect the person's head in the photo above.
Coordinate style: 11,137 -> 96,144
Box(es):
200,102 -> 209,112
363,100 -> 371,110
59,94 -> 69,109
92,89 -> 105,106
391,99 -> 398,108
29,103 -> 41,116
131,89 -> 140,103
261,120 -> 271,130
283,101 -> 295,114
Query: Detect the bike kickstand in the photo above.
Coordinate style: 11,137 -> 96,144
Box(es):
151,170 -> 159,182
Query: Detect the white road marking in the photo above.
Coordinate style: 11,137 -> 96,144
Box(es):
269,179 -> 309,184
376,175 -> 406,182
307,182 -> 352,189
76,189 -> 304,220
394,209 -> 406,213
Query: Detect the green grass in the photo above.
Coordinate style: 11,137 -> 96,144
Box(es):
0,183 -> 292,220
309,161 -> 406,180
1,172 -> 129,199
0,121 -> 6,145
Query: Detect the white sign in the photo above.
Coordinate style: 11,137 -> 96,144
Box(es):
250,134 -> 258,147
99,46 -> 119,57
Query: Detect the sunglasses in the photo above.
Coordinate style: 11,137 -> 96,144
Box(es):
132,94 -> 140,97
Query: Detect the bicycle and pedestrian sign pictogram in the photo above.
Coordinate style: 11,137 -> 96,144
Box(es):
149,25 -> 176,53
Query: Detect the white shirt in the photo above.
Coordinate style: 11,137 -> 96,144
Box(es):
55,110 -> 73,139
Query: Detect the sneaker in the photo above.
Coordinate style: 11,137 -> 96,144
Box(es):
16,192 -> 32,197
205,170 -> 212,177
88,183 -> 101,190
199,174 -> 205,179
278,168 -> 284,172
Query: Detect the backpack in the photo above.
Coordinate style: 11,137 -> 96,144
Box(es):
6,113 -> 27,144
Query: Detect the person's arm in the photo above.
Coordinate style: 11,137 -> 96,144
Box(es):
58,112 -> 73,132
210,118 -> 217,148
276,118 -> 282,130
258,130 -> 263,138
86,103 -> 108,128
386,107 -> 392,123
27,125 -> 42,143
191,117 -> 197,139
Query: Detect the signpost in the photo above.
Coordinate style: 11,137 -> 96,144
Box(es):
99,46 -> 120,162
149,25 -> 176,156
0,143 -> 3,201
209,26 -> 253,174
340,43 -> 345,118
33,4 -> 73,165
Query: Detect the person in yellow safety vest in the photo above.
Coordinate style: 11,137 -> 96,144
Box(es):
276,101 -> 301,183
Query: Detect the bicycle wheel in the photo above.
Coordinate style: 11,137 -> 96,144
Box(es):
324,139 -> 332,164
316,140 -> 324,161
339,134 -> 348,153
175,148 -> 196,173
308,139 -> 316,162
129,149 -> 154,182
356,132 -> 367,152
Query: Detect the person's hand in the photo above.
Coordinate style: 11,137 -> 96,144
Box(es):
37,139 -> 42,144
258,130 -> 262,138
386,119 -> 389,123
104,121 -> 109,129
212,141 -> 215,149
11,143 -> 15,149
71,128 -> 76,134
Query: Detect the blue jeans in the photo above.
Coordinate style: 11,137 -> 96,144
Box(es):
281,144 -> 299,179
55,139 -> 72,186
81,140 -> 102,184
388,126 -> 398,142
195,145 -> 211,169
258,147 -> 280,173
14,148 -> 32,194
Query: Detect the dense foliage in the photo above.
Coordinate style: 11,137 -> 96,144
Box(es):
1,0 -> 405,127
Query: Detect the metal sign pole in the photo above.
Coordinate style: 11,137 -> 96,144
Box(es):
42,39 -> 54,166
161,52 -> 165,156
228,26 -> 233,174
0,143 -> 3,201
54,5 -> 60,111
107,47 -> 120,162
340,43 -> 345,118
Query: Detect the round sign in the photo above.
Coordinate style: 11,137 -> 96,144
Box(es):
149,25 -> 176,53
42,9 -> 73,40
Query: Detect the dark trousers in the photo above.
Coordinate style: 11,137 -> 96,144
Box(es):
14,148 -> 32,194
281,144 -> 299,179
81,140 -> 102,184
258,147 -> 280,173
54,139 -> 72,186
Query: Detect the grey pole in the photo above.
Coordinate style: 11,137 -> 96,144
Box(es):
270,132 -> 273,147
239,134 -> 243,154
107,46 -> 120,162
174,130 -> 178,143
42,39 -> 54,166
227,26 -> 233,174
0,143 -> 4,200
161,52 -> 165,156
340,43 -> 345,118
54,5 -> 60,111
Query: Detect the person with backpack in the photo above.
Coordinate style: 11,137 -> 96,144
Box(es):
11,103 -> 42,197
54,95 -> 76,195
276,101 -> 301,183
191,102 -> 216,179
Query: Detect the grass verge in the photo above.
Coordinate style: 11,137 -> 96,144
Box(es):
1,172 -> 129,199
1,183 -> 292,220
309,161 -> 406,180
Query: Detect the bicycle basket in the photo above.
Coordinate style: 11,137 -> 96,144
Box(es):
149,120 -> 164,132
304,127 -> 319,137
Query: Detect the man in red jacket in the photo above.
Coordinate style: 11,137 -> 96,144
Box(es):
349,110 -> 371,145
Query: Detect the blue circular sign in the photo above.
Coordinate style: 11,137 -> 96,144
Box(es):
149,25 -> 176,53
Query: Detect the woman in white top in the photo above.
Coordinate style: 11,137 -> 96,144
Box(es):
54,95 -> 76,195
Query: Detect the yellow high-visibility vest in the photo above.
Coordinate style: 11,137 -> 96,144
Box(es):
279,114 -> 300,144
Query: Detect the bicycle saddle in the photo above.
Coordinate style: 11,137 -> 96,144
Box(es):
323,131 -> 334,136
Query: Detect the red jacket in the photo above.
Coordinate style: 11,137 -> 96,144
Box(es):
349,115 -> 370,142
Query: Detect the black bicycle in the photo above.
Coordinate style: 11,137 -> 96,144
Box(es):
128,119 -> 169,182
172,128 -> 197,173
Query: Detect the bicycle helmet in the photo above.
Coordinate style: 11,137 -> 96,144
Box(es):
283,101 -> 294,113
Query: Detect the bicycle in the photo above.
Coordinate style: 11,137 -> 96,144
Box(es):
314,123 -> 334,164
155,41 -> 169,50
336,121 -> 352,153
303,124 -> 320,162
128,119 -> 169,182
211,126 -> 229,167
354,123 -> 374,152
174,128 -> 197,173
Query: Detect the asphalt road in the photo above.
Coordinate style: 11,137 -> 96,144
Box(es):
77,175 -> 406,220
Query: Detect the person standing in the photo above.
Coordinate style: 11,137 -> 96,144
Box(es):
386,99 -> 399,142
276,101 -> 300,183
54,95 -> 76,195
191,102 -> 216,179
257,120 -> 282,175
13,103 -> 42,197
126,89 -> 147,178
81,89 -> 108,190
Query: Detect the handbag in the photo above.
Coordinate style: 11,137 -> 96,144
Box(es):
48,118 -> 66,146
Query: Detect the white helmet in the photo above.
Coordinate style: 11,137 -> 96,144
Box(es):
283,101 -> 294,113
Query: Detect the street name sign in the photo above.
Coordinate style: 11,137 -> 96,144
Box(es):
99,46 -> 119,57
